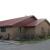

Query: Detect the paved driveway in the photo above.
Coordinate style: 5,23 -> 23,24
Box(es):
0,40 -> 50,50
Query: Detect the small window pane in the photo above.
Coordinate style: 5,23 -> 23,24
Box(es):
1,27 -> 6,32
19,27 -> 21,32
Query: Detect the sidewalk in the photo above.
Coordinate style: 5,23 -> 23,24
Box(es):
0,40 -> 21,45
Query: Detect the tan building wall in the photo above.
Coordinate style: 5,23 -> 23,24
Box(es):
35,21 -> 49,38
24,27 -> 35,39
0,26 -> 28,40
0,27 -> 22,40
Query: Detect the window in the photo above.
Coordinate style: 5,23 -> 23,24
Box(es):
1,27 -> 6,32
19,27 -> 21,32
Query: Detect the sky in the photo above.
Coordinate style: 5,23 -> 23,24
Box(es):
0,0 -> 50,22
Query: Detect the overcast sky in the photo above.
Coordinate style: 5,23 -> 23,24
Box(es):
0,0 -> 50,22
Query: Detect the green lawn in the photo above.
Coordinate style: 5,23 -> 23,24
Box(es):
48,36 -> 50,39
16,39 -> 47,44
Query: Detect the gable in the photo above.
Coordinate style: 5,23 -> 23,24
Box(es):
37,19 -> 50,26
36,19 -> 50,27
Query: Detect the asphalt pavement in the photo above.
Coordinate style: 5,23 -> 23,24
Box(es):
0,40 -> 50,50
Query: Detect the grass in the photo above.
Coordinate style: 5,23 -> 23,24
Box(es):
15,35 -> 50,44
16,39 -> 46,44
16,35 -> 50,44
48,36 -> 50,39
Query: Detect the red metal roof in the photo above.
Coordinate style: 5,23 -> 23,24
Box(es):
0,15 -> 37,27
24,19 -> 49,27
0,16 -> 49,27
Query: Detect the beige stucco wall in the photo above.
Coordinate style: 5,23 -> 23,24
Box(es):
24,28 -> 35,39
0,27 -> 15,40
0,27 -> 24,40
35,21 -> 49,38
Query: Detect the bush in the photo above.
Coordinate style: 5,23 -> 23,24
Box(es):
48,29 -> 50,36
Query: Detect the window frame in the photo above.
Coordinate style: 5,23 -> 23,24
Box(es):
0,27 -> 6,32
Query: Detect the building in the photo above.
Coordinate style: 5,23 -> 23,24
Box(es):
0,16 -> 49,40
24,19 -> 49,39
